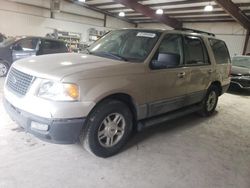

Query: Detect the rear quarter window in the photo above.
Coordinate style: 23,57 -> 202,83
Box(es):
209,39 -> 230,64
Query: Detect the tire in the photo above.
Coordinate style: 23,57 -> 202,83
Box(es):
199,85 -> 219,117
80,99 -> 133,158
0,61 -> 9,77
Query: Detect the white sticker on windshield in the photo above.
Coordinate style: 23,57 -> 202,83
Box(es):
136,32 -> 156,38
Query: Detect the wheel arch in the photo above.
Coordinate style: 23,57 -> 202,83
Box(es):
210,81 -> 222,96
96,93 -> 138,121
83,92 -> 139,134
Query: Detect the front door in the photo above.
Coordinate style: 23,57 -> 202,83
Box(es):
12,38 -> 39,62
147,34 -> 190,117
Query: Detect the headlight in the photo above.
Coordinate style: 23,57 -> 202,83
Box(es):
37,80 -> 79,101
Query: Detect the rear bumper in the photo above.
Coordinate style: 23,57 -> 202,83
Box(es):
3,98 -> 85,144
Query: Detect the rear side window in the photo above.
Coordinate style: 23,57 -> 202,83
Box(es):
184,36 -> 208,65
58,42 -> 68,52
43,40 -> 60,50
209,39 -> 230,64
40,40 -> 68,54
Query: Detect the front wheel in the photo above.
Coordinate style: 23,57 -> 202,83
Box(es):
199,85 -> 219,116
81,99 -> 133,158
0,61 -> 9,77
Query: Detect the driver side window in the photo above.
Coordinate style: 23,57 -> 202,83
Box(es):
151,34 -> 183,70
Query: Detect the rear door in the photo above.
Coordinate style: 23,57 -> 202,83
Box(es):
183,35 -> 212,105
209,39 -> 231,86
147,34 -> 190,117
12,38 -> 39,62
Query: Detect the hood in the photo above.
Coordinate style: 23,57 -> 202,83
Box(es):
231,66 -> 250,76
12,53 -> 145,81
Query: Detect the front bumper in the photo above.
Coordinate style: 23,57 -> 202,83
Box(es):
3,98 -> 85,144
230,77 -> 250,89
4,81 -> 96,119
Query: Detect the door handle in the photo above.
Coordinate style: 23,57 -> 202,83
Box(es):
178,72 -> 186,78
208,69 -> 213,74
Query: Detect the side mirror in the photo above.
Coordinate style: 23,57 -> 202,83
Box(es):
151,53 -> 180,69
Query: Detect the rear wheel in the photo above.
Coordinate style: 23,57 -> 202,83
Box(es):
81,99 -> 133,158
199,85 -> 219,116
0,61 -> 9,77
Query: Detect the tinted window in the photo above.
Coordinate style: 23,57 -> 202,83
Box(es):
209,39 -> 230,64
59,42 -> 68,52
14,38 -> 38,51
184,36 -> 206,65
43,40 -> 60,50
40,40 -> 67,54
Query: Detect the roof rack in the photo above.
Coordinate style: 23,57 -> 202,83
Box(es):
175,28 -> 215,37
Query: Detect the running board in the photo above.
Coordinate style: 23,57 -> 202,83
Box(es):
137,104 -> 202,131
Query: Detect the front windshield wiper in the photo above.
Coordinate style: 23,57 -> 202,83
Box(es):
92,51 -> 128,61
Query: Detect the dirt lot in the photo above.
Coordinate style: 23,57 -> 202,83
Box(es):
0,77 -> 250,188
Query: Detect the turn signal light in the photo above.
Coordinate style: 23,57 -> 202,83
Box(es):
66,84 -> 79,99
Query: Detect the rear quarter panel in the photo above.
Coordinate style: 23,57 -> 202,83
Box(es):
203,37 -> 231,89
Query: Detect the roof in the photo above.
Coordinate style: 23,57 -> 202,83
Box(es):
14,36 -> 65,42
118,28 -> 217,38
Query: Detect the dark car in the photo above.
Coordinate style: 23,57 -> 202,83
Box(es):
0,36 -> 68,77
230,56 -> 250,89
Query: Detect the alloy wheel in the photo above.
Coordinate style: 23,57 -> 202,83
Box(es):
98,113 -> 126,148
206,91 -> 217,111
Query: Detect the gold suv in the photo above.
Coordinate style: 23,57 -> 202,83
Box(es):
4,28 -> 231,157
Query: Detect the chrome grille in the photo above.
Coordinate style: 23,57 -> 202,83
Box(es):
7,68 -> 34,96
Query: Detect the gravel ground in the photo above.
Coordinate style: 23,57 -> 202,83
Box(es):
0,77 -> 250,188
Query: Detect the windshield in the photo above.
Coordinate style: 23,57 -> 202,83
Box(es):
87,30 -> 161,62
232,56 -> 250,68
